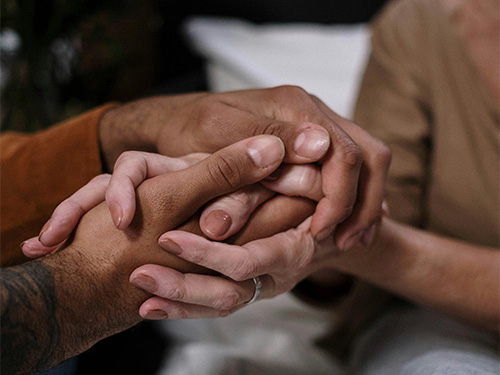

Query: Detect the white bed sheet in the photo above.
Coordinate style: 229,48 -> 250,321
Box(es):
157,294 -> 343,375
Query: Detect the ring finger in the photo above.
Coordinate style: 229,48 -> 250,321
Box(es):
130,265 -> 267,310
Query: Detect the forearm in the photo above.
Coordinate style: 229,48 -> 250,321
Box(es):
0,201 -> 199,374
330,218 -> 499,331
1,261 -> 64,374
1,172 -> 314,373
0,240 -> 146,374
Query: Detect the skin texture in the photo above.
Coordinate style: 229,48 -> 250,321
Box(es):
152,215 -> 499,332
328,218 -> 500,332
0,136 -> 314,375
98,86 -> 391,248
4,86 -> 392,373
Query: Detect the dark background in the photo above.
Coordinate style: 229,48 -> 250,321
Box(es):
0,1 -> 389,373
1,0 -> 389,133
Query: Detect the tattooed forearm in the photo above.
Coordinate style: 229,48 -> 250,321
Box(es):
1,261 -> 61,375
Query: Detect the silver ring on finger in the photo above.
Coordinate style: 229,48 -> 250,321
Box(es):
245,276 -> 262,305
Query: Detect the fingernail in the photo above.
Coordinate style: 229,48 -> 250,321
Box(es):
342,230 -> 364,251
203,209 -> 232,238
315,224 -> 336,242
20,239 -> 45,258
20,240 -> 35,255
294,128 -> 329,159
158,238 -> 183,255
264,165 -> 283,181
109,203 -> 123,229
361,224 -> 377,248
246,136 -> 284,167
143,309 -> 168,320
38,219 -> 52,243
131,274 -> 157,293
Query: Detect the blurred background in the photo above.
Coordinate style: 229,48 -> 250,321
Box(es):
0,0 -> 388,133
0,1 -> 389,373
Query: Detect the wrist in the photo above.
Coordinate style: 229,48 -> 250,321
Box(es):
43,240 -> 147,365
98,100 -> 159,172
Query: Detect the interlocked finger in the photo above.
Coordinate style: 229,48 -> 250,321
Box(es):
200,184 -> 276,240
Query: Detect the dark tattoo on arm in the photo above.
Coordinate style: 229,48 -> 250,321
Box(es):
1,261 -> 61,375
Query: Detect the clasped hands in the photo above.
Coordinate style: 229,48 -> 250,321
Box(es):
22,86 -> 391,320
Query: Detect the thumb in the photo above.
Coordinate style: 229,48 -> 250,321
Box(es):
132,135 -> 285,232
189,134 -> 285,201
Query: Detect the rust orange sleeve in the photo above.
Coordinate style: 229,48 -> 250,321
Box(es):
1,103 -> 117,266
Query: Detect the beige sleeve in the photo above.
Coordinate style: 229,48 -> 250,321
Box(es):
353,0 -> 432,227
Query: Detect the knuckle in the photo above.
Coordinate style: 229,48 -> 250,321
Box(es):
207,155 -> 243,190
115,150 -> 138,163
337,204 -> 356,223
338,141 -> 363,168
170,305 -> 190,319
272,85 -> 309,99
90,173 -> 110,185
228,193 -> 252,215
229,258 -> 258,282
213,289 -> 242,310
252,120 -> 286,138
309,93 -> 321,102
187,248 -> 209,266
284,231 -> 314,271
114,151 -> 147,172
267,86 -> 316,122
58,198 -> 85,218
164,286 -> 186,301
373,141 -> 392,168
322,200 -> 355,225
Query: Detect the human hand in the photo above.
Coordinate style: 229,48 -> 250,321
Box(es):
21,153 -> 318,258
130,216 -> 340,319
21,151 -> 208,258
18,135 -> 315,364
131,161 -> 373,319
99,86 -> 391,249
48,136 -> 292,309
22,147 -> 326,258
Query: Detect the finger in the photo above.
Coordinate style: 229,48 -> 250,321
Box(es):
158,218 -> 316,283
239,88 -> 364,240
21,236 -> 62,259
334,143 -> 391,250
199,184 -> 275,240
305,98 -> 364,240
130,265 -> 256,310
38,174 -> 111,247
168,99 -> 331,164
313,98 -> 391,249
131,135 -> 286,233
138,297 -> 235,320
107,151 -> 197,229
177,135 -> 285,203
261,163 -> 323,201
